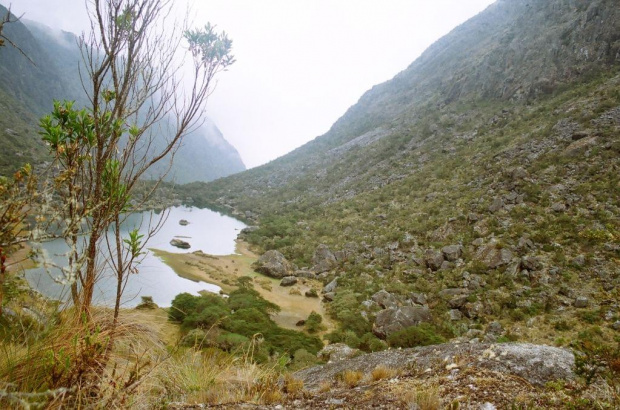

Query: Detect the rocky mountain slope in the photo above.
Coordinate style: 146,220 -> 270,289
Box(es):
177,1 -> 620,403
0,4 -> 245,181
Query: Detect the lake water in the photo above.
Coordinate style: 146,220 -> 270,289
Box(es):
25,206 -> 246,307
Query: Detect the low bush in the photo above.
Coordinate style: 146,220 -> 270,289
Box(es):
387,323 -> 446,348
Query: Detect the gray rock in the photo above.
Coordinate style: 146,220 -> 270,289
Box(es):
572,254 -> 586,267
372,306 -> 432,338
424,249 -> 444,271
487,321 -> 503,335
240,226 -> 259,234
179,219 -> 189,226
612,321 -> 620,331
323,292 -> 335,302
318,343 -> 360,362
409,292 -> 427,306
551,202 -> 567,212
442,245 -> 464,262
439,288 -> 471,299
518,236 -> 535,250
449,295 -> 469,309
279,276 -> 298,287
476,245 -> 513,269
323,278 -> 338,293
521,256 -> 543,271
295,269 -> 316,279
463,302 -> 484,319
472,238 -> 485,247
371,289 -> 400,309
170,238 -> 191,249
252,250 -> 297,278
574,296 -> 589,308
312,244 -> 337,273
448,309 -> 463,321
511,167 -> 528,180
488,198 -> 504,213
571,130 -> 590,141
295,343 -> 575,390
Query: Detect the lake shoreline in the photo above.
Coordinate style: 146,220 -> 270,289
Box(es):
151,240 -> 333,333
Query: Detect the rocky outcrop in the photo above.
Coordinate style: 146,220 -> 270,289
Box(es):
295,343 -> 575,390
252,250 -> 297,278
372,306 -> 432,338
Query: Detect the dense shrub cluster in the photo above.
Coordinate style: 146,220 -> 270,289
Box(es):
170,284 -> 323,363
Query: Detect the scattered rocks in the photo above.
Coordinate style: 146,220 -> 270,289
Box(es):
252,250 -> 297,278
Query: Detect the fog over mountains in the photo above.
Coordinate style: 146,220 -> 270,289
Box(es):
0,4 -> 245,182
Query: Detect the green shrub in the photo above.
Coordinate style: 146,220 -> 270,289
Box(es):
387,323 -> 445,348
305,311 -> 325,334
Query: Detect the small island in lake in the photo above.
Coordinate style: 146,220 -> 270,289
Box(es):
170,238 -> 191,249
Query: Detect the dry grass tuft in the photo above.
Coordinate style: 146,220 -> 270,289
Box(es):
283,373 -> 304,395
401,382 -> 441,410
318,380 -> 332,393
371,365 -> 397,381
338,369 -> 364,388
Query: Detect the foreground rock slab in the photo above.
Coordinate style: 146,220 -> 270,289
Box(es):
295,342 -> 574,390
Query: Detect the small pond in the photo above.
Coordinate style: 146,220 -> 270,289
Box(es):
25,206 -> 246,307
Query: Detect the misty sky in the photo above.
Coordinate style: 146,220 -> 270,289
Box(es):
11,0 -> 495,168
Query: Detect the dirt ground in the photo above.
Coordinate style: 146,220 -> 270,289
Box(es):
151,240 -> 333,334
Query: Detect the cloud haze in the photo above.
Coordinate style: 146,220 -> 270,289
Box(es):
11,0 -> 495,168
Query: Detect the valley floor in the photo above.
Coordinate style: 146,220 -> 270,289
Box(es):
152,240 -> 334,334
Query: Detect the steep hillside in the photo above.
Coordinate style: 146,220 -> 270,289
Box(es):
0,4 -> 245,181
178,0 -> 620,367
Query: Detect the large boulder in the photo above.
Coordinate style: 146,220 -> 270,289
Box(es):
295,343 -> 575,391
312,244 -> 337,273
372,306 -> 432,338
252,250 -> 297,278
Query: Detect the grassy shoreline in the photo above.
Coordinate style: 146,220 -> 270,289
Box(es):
151,240 -> 333,333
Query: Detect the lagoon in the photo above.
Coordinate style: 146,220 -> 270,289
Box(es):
25,206 -> 246,307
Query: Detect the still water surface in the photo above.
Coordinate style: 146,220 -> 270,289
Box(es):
25,207 -> 246,307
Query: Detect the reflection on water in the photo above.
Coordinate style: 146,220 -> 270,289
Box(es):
25,206 -> 246,307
